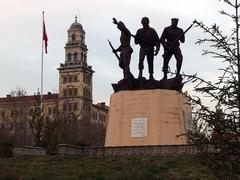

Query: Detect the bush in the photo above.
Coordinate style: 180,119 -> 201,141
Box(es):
0,142 -> 13,157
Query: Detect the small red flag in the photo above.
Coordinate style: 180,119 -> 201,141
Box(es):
43,19 -> 48,54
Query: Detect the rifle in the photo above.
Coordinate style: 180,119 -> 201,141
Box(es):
163,21 -> 195,56
107,39 -> 123,68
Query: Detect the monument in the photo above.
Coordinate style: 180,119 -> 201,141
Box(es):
105,17 -> 194,147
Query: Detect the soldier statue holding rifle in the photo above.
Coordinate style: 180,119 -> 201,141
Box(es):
109,17 -> 194,92
111,18 -> 134,79
160,18 -> 186,79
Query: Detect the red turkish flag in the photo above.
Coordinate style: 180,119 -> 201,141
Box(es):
43,20 -> 48,54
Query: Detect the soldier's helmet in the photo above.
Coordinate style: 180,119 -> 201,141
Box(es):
171,18 -> 179,24
141,17 -> 149,24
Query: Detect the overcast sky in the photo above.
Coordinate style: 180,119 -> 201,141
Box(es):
0,0 -> 233,105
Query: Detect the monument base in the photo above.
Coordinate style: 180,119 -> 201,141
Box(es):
105,89 -> 192,147
112,75 -> 183,92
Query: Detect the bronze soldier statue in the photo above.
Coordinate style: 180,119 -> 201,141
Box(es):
160,18 -> 185,79
135,17 -> 160,80
112,18 -> 134,79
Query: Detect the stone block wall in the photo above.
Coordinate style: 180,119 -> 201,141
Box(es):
13,146 -> 46,156
58,144 -> 214,156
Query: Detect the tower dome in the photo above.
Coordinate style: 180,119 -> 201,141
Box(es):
70,16 -> 84,32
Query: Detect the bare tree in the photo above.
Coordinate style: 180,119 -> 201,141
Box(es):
9,86 -> 27,97
28,92 -> 45,146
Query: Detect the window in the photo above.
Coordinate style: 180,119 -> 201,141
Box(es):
67,53 -> 72,61
63,104 -> 67,111
1,111 -> 5,118
48,108 -> 52,115
63,103 -> 76,112
74,76 -> 78,82
63,89 -> 67,97
74,52 -> 78,61
64,88 -> 78,97
9,123 -> 13,130
69,89 -> 72,96
63,76 -> 67,83
72,34 -> 76,41
69,76 -> 72,83
81,35 -> 84,42
86,89 -> 89,98
84,76 -> 91,85
74,89 -> 78,96
15,110 -> 18,117
74,104 -> 78,111
10,110 -> 14,118
68,104 -> 72,112
53,108 -> 56,115
19,109 -> 23,117
30,108 -> 34,114
93,112 -> 97,120
81,53 -> 83,61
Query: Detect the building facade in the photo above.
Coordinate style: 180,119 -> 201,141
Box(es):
0,18 -> 108,145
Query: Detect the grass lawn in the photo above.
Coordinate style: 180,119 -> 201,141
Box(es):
0,154 -> 217,180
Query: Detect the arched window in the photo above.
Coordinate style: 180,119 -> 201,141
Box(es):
74,52 -> 78,61
72,34 -> 76,41
67,53 -> 71,61
81,35 -> 84,42
81,53 -> 83,61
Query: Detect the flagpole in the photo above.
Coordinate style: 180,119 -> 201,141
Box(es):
41,11 -> 44,107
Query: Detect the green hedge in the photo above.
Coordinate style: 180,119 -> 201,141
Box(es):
0,142 -> 13,157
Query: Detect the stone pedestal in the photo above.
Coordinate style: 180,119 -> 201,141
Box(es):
105,89 -> 192,147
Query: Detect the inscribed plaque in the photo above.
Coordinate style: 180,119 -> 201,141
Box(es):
131,118 -> 148,137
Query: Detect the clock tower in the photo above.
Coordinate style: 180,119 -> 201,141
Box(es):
58,17 -> 94,119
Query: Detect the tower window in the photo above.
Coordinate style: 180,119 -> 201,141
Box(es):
81,35 -> 84,42
63,104 -> 67,111
67,53 -> 72,61
74,52 -> 78,61
63,89 -> 67,97
81,53 -> 83,61
74,76 -> 78,82
19,109 -> 23,117
15,110 -> 18,117
30,108 -> 34,115
10,110 -> 14,118
48,108 -> 52,115
53,108 -> 56,114
69,89 -> 73,96
74,104 -> 78,111
74,88 -> 78,96
69,76 -> 72,83
63,76 -> 67,83
68,104 -> 72,112
72,34 -> 76,41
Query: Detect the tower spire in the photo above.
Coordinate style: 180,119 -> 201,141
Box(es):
77,9 -> 81,23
